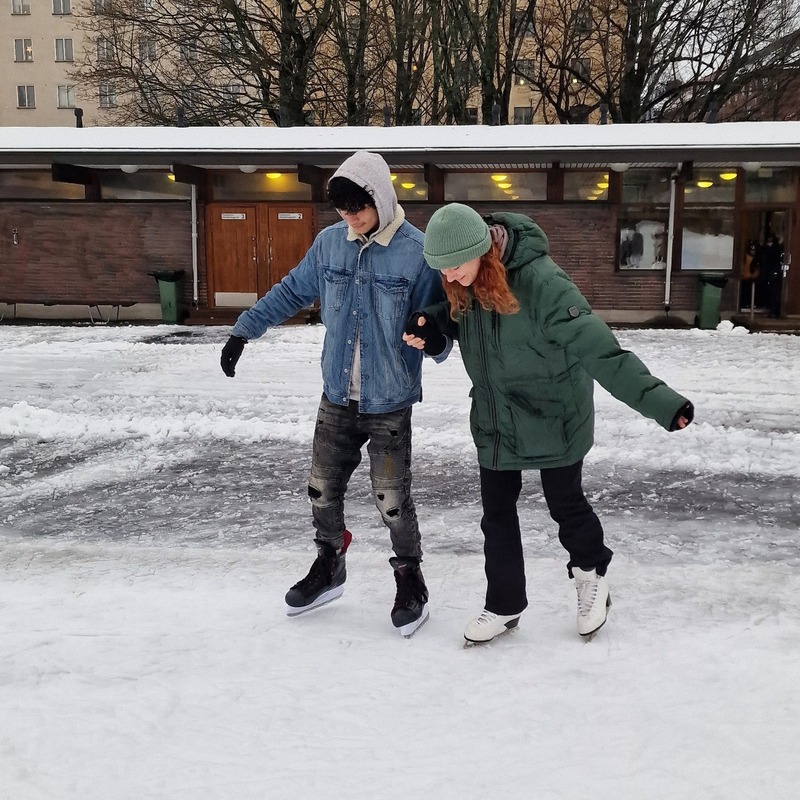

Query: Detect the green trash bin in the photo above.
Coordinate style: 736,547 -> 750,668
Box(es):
148,269 -> 185,324
696,273 -> 728,330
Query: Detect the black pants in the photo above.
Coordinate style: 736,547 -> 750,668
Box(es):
479,461 -> 613,615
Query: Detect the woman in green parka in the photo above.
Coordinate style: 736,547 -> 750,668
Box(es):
403,203 -> 694,644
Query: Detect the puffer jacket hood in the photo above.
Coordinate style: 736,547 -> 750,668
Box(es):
330,151 -> 398,234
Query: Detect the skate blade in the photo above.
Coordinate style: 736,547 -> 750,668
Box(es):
464,626 -> 519,648
285,585 -> 344,617
396,605 -> 429,638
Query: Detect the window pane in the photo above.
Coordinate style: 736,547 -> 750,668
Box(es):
684,171 -> 736,204
445,172 -> 546,202
0,170 -> 83,200
55,38 -> 74,61
17,86 -> 35,108
210,172 -> 312,202
99,170 -> 191,200
564,170 -> 608,201
744,167 -> 796,203
390,172 -> 427,203
622,168 -> 672,204
15,39 -> 33,61
58,85 -> 75,108
618,214 -> 668,270
681,208 -> 735,271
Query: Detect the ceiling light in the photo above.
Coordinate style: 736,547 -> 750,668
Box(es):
120,165 -> 139,174
390,174 -> 397,181
491,174 -> 508,182
266,172 -> 282,179
239,165 -> 258,174
696,179 -> 713,189
497,182 -> 512,189
741,162 -> 761,172
719,172 -> 737,181
167,172 -> 176,181
401,182 -> 415,189
597,181 -> 609,189
609,163 -> 630,172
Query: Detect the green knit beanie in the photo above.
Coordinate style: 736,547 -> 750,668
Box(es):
423,203 -> 492,270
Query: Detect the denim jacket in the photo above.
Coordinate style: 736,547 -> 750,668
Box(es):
232,216 -> 446,413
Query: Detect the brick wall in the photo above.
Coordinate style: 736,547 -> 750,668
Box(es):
406,203 -> 712,314
0,202 -> 193,306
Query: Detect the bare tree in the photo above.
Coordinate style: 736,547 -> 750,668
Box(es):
72,0 -> 333,126
520,0 -> 800,123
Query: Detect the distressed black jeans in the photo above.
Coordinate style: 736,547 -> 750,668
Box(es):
308,394 -> 422,559
479,460 -> 613,615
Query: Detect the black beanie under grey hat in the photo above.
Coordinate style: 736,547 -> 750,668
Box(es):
423,203 -> 492,270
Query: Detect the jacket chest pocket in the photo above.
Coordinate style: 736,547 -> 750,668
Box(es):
373,274 -> 410,322
323,268 -> 350,311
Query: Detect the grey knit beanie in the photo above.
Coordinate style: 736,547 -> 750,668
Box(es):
423,203 -> 492,270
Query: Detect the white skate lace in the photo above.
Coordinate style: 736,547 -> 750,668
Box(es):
475,610 -> 498,626
575,577 -> 598,617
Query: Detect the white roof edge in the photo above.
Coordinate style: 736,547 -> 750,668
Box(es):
1,121 -> 800,155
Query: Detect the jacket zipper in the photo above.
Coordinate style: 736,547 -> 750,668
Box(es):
475,302 -> 501,469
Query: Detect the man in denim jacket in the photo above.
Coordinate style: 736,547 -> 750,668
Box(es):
220,151 -> 445,637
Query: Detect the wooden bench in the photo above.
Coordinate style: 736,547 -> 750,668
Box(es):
0,300 -> 138,324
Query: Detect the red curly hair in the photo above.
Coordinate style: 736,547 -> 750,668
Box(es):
442,243 -> 520,320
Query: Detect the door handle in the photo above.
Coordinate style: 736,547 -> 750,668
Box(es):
12,227 -> 19,245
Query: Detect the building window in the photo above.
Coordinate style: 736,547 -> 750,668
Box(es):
516,59 -> 534,86
564,170 -> 609,202
618,169 -> 672,271
180,42 -> 198,63
445,171 -> 547,202
135,0 -> 153,11
97,36 -> 115,63
16,85 -> 36,109
572,6 -> 592,38
138,37 -> 157,62
57,85 -> 76,108
568,57 -> 591,89
12,0 -> 31,14
513,106 -> 533,124
55,38 -> 74,62
221,83 -> 245,102
220,33 -> 240,54
14,39 -> 33,62
99,83 -> 117,107
52,0 -> 71,14
93,0 -> 111,11
681,208 -> 734,271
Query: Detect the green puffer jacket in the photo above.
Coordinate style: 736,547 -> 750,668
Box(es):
424,212 -> 689,471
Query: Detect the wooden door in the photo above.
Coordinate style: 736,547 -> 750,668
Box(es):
206,205 -> 257,307
259,205 -> 315,295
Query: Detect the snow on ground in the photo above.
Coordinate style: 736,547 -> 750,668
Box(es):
1,322 -> 799,799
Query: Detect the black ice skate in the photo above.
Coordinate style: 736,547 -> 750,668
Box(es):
389,557 -> 429,638
285,530 -> 352,616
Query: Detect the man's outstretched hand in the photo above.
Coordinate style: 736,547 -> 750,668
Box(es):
220,335 -> 247,377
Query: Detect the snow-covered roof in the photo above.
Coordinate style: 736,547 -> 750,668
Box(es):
2,121 -> 800,168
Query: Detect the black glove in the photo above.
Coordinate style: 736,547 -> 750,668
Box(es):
220,335 -> 247,377
669,400 -> 694,431
404,312 -> 446,357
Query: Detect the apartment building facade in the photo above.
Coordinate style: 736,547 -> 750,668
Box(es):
3,0 -> 105,127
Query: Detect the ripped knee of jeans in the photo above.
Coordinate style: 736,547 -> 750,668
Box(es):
374,487 -> 402,519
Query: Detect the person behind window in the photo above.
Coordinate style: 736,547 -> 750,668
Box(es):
759,234 -> 784,318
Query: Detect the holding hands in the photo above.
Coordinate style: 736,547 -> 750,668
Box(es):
402,312 -> 446,356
